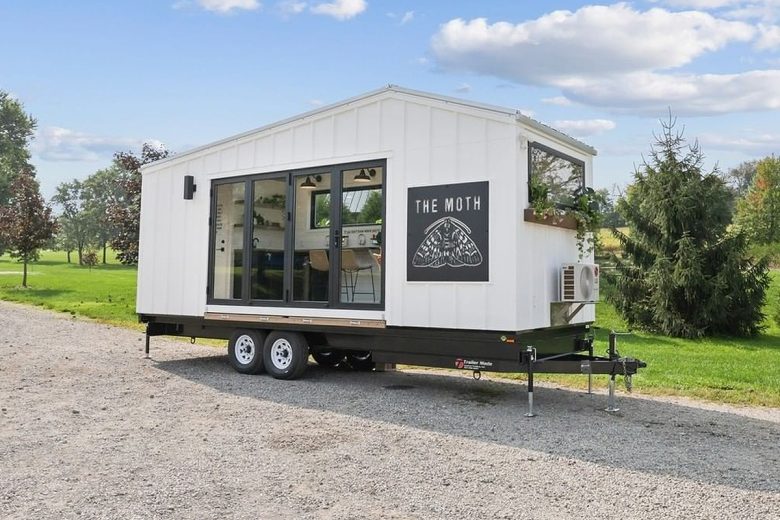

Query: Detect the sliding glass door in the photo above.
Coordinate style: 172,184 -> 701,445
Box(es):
208,160 -> 385,310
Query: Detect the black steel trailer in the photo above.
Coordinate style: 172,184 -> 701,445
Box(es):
140,314 -> 645,416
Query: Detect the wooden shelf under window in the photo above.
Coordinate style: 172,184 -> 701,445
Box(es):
523,208 -> 578,230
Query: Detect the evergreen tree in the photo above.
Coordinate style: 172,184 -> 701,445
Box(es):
609,117 -> 769,338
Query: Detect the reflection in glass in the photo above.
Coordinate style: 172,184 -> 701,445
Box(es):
251,178 -> 287,300
212,182 -> 245,299
529,145 -> 584,208
340,167 -> 383,304
293,173 -> 331,302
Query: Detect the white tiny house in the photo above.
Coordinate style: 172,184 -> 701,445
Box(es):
138,86 -> 595,331
137,86 -> 642,399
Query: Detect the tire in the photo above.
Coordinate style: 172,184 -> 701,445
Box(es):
312,348 -> 346,368
263,331 -> 309,380
346,350 -> 375,371
228,329 -> 266,374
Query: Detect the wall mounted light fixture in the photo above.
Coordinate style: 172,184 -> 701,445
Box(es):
184,175 -> 197,199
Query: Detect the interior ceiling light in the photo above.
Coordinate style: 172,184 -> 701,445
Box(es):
354,168 -> 376,183
301,175 -> 321,189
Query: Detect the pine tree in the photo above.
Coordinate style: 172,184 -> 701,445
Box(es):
609,117 -> 769,338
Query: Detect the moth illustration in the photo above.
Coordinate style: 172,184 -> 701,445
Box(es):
412,217 -> 483,268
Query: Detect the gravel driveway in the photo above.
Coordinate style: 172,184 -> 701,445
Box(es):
1,300 -> 779,519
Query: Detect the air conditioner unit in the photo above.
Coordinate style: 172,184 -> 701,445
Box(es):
560,264 -> 600,302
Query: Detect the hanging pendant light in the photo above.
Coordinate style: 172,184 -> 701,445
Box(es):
301,175 -> 317,189
354,168 -> 375,183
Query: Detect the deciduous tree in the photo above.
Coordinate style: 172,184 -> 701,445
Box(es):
609,117 -> 769,338
0,91 -> 36,205
735,156 -> 780,245
108,143 -> 170,264
52,179 -> 98,265
0,170 -> 56,287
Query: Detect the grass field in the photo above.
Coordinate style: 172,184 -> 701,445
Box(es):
1,249 -> 779,407
0,250 -> 139,328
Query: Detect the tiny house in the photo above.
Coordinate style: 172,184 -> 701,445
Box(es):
137,86 -> 642,399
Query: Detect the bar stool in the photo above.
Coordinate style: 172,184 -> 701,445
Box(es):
341,249 -> 376,302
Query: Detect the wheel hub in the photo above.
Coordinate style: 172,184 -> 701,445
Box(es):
270,339 -> 293,370
235,335 -> 255,365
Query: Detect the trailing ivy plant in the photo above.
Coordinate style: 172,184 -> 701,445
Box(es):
530,177 -> 603,258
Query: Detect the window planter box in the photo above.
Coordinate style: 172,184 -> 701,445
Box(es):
523,208 -> 578,230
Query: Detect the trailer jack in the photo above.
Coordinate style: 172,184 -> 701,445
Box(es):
521,336 -> 645,417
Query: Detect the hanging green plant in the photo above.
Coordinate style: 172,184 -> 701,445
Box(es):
529,181 -> 603,258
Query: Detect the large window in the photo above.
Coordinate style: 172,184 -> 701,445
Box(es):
208,161 -> 385,309
528,142 -> 585,209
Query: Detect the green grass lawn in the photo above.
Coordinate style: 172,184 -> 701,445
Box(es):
0,250 -> 139,328
1,250 -> 779,407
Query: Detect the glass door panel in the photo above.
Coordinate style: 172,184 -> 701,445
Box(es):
212,182 -> 245,300
339,166 -> 383,304
292,172 -> 331,302
250,178 -> 287,300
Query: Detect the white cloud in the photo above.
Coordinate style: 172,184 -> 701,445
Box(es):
430,4 -> 780,115
195,0 -> 261,13
552,119 -> 617,137
756,23 -> 780,47
432,6 -> 754,81
311,0 -> 366,20
542,96 -> 573,106
401,11 -> 414,25
455,83 -> 472,93
660,0 -> 780,22
565,70 -> 780,114
699,131 -> 780,154
32,127 -> 153,162
308,99 -> 324,106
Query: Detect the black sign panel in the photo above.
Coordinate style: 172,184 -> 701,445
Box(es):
407,181 -> 489,282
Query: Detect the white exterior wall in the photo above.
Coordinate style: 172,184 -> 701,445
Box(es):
515,127 -> 596,330
137,89 -> 594,331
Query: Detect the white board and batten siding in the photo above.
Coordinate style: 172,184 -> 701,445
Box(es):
137,86 -> 596,332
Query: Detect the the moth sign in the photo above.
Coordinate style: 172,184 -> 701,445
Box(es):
407,181 -> 489,282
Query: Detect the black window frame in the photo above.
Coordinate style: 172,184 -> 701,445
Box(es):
527,141 -> 586,210
309,185 -> 384,230
206,159 -> 387,311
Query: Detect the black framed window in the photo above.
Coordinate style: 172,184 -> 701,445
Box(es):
528,142 -> 585,209
207,159 -> 386,310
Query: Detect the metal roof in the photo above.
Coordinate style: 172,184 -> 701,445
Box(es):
143,85 -> 596,170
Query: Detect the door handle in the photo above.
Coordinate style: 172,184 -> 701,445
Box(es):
218,247 -> 225,252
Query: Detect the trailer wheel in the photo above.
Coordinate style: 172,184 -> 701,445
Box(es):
228,329 -> 266,374
263,331 -> 309,380
312,348 -> 346,368
346,351 -> 375,371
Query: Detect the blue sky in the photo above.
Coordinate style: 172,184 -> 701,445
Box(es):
2,0 -> 779,198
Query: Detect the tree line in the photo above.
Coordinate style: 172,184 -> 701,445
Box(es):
0,90 -> 169,285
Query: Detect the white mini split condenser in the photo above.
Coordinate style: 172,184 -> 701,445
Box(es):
560,264 -> 600,302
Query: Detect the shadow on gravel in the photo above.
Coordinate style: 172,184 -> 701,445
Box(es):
154,353 -> 780,494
